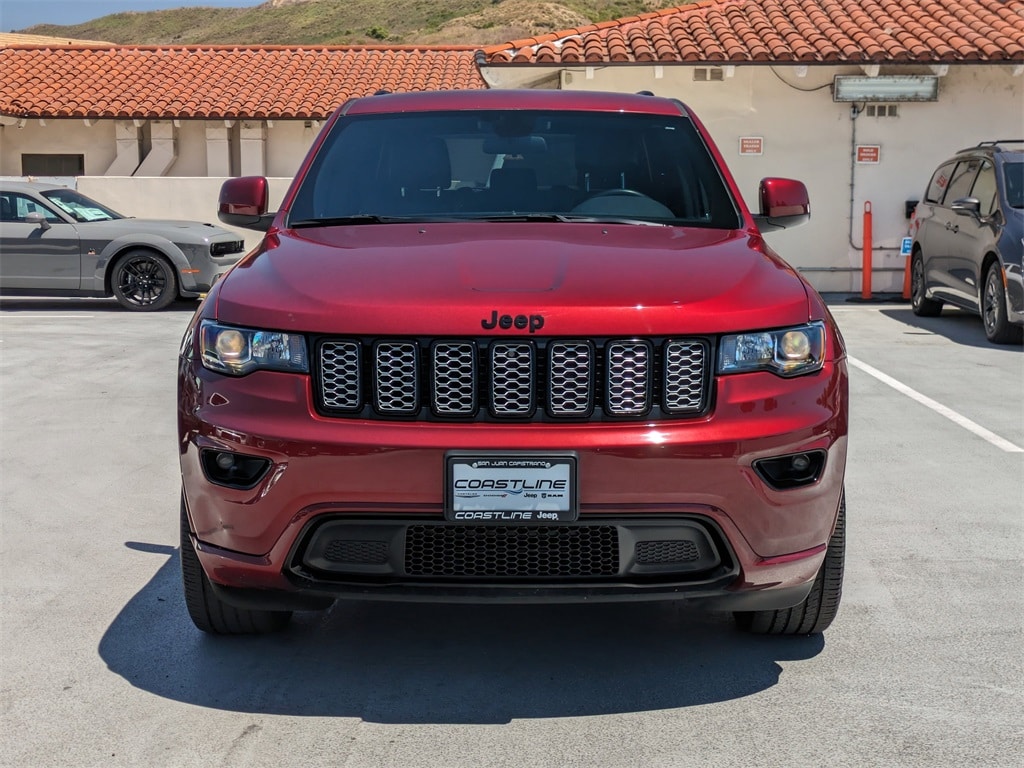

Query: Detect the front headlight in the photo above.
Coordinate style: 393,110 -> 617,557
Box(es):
199,320 -> 308,376
718,321 -> 825,377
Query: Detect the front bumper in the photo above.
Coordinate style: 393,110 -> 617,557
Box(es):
179,356 -> 848,609
176,240 -> 245,296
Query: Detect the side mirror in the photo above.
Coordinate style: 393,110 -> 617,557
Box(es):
753,178 -> 810,233
218,176 -> 274,231
950,197 -> 981,217
24,212 -> 51,232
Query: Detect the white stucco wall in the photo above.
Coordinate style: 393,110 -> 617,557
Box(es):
1,118 -> 317,180
548,63 -> 1024,293
0,119 -> 119,175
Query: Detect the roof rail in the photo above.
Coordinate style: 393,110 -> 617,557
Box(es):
959,139 -> 1024,152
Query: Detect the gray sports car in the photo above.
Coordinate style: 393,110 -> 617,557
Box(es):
0,180 -> 246,310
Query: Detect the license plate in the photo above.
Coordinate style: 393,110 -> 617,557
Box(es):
445,453 -> 578,523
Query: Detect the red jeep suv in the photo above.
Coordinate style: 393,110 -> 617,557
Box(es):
178,89 -> 848,636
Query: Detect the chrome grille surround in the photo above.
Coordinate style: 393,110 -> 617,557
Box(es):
663,341 -> 707,413
490,342 -> 535,417
316,337 -> 710,421
432,341 -> 476,416
605,341 -> 652,415
374,341 -> 419,414
548,341 -> 594,417
320,340 -> 362,410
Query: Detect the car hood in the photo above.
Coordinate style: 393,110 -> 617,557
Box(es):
80,217 -> 238,242
214,222 -> 811,336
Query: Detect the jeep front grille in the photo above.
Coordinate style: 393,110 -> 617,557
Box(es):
317,337 -> 710,422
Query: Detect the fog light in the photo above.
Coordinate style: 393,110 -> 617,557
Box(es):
753,450 -> 826,490
201,449 -> 271,489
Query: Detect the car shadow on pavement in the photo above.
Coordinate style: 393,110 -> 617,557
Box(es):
879,306 -> 1024,350
99,542 -> 825,724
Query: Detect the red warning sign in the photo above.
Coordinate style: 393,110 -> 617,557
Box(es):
739,137 -> 763,156
856,145 -> 881,164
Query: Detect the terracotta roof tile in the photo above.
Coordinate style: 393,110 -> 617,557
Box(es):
0,45 -> 485,120
482,0 -> 1024,65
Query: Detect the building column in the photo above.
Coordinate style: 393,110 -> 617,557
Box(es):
135,120 -> 177,176
239,121 -> 266,176
104,120 -> 140,176
205,122 -> 231,176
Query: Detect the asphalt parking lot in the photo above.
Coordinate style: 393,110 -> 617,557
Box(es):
1,296 -> 1021,768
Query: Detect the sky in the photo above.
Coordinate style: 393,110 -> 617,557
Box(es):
0,0 -> 260,32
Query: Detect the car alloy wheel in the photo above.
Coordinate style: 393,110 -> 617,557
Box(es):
112,251 -> 176,311
982,262 -> 1024,344
910,252 -> 942,317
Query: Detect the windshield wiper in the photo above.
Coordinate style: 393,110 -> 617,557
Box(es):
289,214 -> 408,228
472,213 -> 574,223
467,213 -> 670,226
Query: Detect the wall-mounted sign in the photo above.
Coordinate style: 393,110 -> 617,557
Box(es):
856,145 -> 881,164
739,137 -> 763,156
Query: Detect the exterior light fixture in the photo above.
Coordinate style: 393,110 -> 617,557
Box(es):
832,75 -> 939,102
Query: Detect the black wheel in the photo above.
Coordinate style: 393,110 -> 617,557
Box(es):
981,262 -> 1023,344
734,491 -> 845,635
111,250 -> 177,311
911,250 -> 942,317
180,495 -> 292,635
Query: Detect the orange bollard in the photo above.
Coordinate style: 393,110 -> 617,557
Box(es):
861,201 -> 872,300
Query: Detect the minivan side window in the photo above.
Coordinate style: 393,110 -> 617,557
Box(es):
924,162 -> 956,204
970,160 -> 997,216
943,159 -> 981,205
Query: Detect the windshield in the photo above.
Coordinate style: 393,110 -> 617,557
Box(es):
1003,161 -> 1023,209
42,189 -> 124,222
289,110 -> 741,229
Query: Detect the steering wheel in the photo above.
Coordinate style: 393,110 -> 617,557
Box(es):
587,188 -> 647,198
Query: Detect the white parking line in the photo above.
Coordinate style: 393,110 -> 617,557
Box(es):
848,356 -> 1024,453
0,314 -> 95,319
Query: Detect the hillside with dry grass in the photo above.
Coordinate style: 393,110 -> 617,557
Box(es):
17,0 -> 684,46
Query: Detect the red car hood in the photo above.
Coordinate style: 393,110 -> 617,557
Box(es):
215,222 -> 811,335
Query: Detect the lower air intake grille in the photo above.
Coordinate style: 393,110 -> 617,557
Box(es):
405,525 -> 619,578
635,540 -> 700,564
323,540 -> 390,565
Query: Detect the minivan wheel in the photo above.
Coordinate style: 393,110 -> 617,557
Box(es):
982,263 -> 1024,344
112,250 -> 177,311
734,491 -> 845,635
911,251 -> 942,317
180,495 -> 292,635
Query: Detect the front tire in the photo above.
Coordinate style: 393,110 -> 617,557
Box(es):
734,492 -> 845,635
982,262 -> 1023,345
911,250 -> 942,317
180,495 -> 292,635
111,250 -> 177,311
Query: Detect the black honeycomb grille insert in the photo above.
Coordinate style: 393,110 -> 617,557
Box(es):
405,525 -> 619,578
635,540 -> 700,564
323,540 -> 390,565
